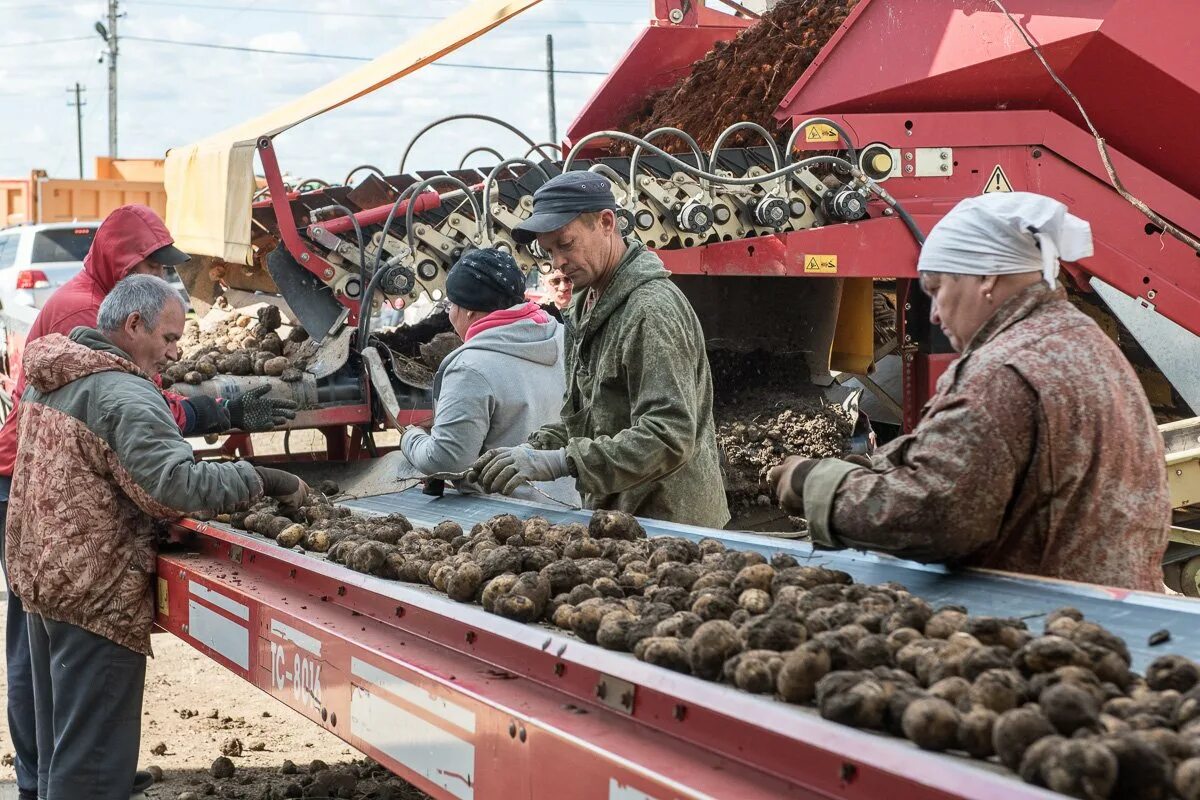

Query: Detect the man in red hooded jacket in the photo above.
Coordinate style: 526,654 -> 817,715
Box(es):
0,205 -> 295,799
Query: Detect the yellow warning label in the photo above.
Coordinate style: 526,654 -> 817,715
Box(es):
804,254 -> 838,274
805,124 -> 840,143
156,577 -> 169,617
983,165 -> 1013,193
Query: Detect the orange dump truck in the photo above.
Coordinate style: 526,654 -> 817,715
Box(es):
0,157 -> 166,226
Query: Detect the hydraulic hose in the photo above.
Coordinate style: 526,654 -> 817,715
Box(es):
399,115 -> 558,174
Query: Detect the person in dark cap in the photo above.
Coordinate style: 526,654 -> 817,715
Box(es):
401,249 -> 578,505
471,172 -> 729,528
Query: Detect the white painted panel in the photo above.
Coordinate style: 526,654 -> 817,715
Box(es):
188,580 -> 249,620
609,780 -> 660,800
270,619 -> 322,657
351,686 -> 475,800
351,656 -> 475,733
188,600 -> 249,669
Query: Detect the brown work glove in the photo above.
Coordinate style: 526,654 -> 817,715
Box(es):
767,456 -> 822,516
254,467 -> 309,515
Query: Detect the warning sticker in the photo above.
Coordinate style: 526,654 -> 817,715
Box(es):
804,255 -> 838,274
805,124 -> 840,143
983,165 -> 1013,193
157,577 -> 169,617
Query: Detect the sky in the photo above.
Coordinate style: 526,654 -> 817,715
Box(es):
0,0 -> 658,181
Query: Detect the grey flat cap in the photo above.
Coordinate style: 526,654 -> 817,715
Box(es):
512,171 -> 618,244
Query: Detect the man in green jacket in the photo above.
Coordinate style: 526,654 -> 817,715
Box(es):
473,172 -> 729,528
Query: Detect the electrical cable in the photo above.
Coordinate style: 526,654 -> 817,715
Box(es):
990,0 -> 1200,254
524,143 -> 560,160
624,127 -> 709,212
709,121 -> 781,173
458,146 -> 505,170
122,36 -> 610,75
399,115 -> 558,174
565,130 -> 856,187
358,184 -> 420,353
482,159 -> 552,242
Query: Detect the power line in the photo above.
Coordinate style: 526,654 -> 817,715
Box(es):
0,36 -> 93,47
122,35 -> 611,74
122,0 -> 637,25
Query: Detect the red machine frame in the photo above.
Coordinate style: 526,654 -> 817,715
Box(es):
158,520 -> 1060,800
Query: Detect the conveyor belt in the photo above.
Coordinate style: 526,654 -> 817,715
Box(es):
345,486 -> 1200,673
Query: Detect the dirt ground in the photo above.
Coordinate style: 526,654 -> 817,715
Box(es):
0,597 -> 426,800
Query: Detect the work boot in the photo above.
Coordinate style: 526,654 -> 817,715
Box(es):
132,769 -> 154,794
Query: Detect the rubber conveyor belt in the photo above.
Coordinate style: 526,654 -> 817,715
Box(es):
344,487 -> 1200,673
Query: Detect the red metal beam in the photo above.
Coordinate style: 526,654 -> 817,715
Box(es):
158,523 -> 1056,800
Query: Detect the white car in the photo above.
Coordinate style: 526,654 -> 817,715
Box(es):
0,221 -> 190,314
0,222 -> 99,310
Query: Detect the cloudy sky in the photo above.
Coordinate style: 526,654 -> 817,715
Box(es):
0,0 -> 656,181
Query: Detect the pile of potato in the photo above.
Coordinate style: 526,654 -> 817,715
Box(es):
162,303 -> 312,387
220,500 -> 1200,799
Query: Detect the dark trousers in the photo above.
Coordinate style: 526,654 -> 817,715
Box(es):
0,500 -> 38,797
26,613 -> 146,800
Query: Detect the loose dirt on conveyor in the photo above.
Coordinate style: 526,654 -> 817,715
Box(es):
613,0 -> 861,153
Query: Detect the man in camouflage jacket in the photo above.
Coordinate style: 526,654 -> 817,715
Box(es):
473,172 -> 730,528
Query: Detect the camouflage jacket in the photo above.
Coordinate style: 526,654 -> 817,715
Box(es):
7,329 -> 261,654
531,241 -> 730,528
797,282 -> 1169,591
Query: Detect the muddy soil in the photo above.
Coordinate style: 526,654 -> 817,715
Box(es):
710,349 -> 852,529
613,0 -> 861,153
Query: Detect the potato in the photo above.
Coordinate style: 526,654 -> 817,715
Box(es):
740,614 -> 806,652
688,620 -> 742,680
588,509 -> 644,541
1103,733 -> 1173,800
1175,756 -> 1200,800
1040,681 -> 1100,735
819,678 -> 888,730
595,610 -> 636,651
767,647 -> 829,704
730,564 -> 775,595
1146,655 -> 1200,693
446,563 -> 483,603
927,676 -> 971,707
738,588 -> 771,615
732,651 -> 784,694
635,637 -> 690,674
993,707 -> 1056,770
276,524 -> 306,549
902,697 -> 960,751
969,669 -> 1027,714
958,707 -> 998,758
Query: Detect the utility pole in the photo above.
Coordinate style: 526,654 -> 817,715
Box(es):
545,34 -> 557,143
95,0 -> 119,157
66,83 -> 86,178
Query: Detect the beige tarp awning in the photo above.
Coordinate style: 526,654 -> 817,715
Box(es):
165,0 -> 542,266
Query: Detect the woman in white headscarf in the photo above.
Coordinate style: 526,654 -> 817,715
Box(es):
769,192 -> 1170,591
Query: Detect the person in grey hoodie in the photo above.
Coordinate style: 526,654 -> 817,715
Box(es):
400,249 -> 578,504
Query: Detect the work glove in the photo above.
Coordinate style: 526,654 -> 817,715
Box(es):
254,466 -> 310,515
767,456 -> 822,516
470,446 -> 570,496
226,385 -> 298,432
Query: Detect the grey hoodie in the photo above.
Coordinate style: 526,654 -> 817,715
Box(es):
401,308 -> 579,504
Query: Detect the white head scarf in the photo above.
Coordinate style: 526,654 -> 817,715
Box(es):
917,192 -> 1093,289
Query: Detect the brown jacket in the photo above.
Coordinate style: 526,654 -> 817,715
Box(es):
7,329 -> 261,654
797,283 -> 1169,591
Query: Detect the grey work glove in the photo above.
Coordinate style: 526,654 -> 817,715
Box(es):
226,385 -> 298,432
254,467 -> 309,515
471,446 -> 569,496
